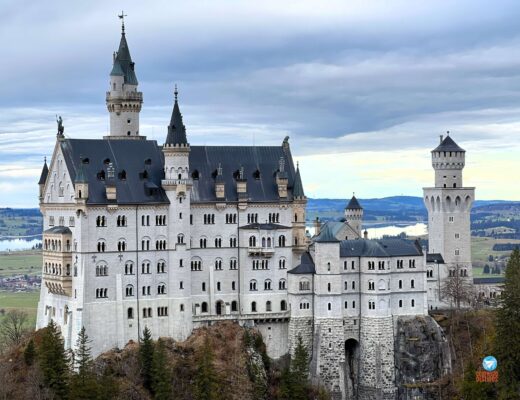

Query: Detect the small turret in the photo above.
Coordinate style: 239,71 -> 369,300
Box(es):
38,157 -> 49,200
292,162 -> 305,200
345,195 -> 363,237
431,132 -> 466,188
74,159 -> 89,202
165,86 -> 188,147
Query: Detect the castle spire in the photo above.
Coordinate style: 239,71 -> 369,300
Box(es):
165,85 -> 188,146
293,162 -> 305,199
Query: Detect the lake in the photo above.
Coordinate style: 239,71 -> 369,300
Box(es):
0,238 -> 42,252
307,222 -> 427,239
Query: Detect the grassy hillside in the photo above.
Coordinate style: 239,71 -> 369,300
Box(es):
0,250 -> 42,277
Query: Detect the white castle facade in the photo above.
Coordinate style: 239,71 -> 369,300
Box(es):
36,25 -> 474,400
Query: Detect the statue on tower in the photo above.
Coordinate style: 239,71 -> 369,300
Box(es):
56,115 -> 64,136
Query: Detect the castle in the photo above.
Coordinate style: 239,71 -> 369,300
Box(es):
36,23 -> 473,400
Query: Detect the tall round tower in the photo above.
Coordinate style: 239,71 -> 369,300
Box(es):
345,195 -> 363,237
423,134 -> 475,307
106,19 -> 143,139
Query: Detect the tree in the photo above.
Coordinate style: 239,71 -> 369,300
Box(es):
495,247 -> 520,398
39,320 -> 70,399
461,360 -> 496,399
289,336 -> 309,400
152,338 -> 172,399
0,309 -> 28,346
193,336 -> 220,400
139,326 -> 155,391
69,327 -> 98,400
24,338 -> 36,366
441,265 -> 474,309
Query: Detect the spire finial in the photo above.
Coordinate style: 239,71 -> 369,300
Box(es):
118,11 -> 127,34
353,192 -> 355,197
174,84 -> 178,102
296,161 -> 299,170
446,130 -> 450,136
44,156 -> 47,164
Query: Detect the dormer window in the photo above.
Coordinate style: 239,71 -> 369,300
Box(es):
253,169 -> 261,179
82,158 -> 90,164
97,170 -> 105,180
118,170 -> 127,180
191,170 -> 199,180
144,158 -> 152,165
103,158 -> 111,165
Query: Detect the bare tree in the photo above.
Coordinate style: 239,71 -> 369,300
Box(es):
0,309 -> 29,346
441,265 -> 475,310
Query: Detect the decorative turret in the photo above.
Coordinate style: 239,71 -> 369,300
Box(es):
106,16 -> 143,139
276,157 -> 288,198
165,86 -> 188,147
74,158 -> 89,203
215,163 -> 225,200
105,163 -> 117,201
345,195 -> 363,237
431,132 -> 466,188
292,162 -> 305,200
38,157 -> 49,200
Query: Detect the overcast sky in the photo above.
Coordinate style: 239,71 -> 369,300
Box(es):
1,0 -> 520,207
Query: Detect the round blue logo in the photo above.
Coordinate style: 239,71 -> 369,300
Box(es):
482,356 -> 497,372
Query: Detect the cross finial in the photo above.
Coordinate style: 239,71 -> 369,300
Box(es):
174,84 -> 178,101
353,192 -> 355,197
446,130 -> 450,136
296,161 -> 299,169
118,11 -> 127,34
44,156 -> 47,164
217,162 -> 222,176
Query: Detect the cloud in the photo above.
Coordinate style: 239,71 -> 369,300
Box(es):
1,0 -> 520,206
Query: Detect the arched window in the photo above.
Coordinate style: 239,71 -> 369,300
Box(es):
127,307 -> 134,319
279,279 -> 286,290
266,301 -> 272,312
299,279 -> 310,291
125,262 -> 134,275
264,279 -> 272,290
201,302 -> 208,313
251,301 -> 257,312
279,258 -> 286,269
231,300 -> 238,312
249,236 -> 256,247
278,235 -> 286,247
177,234 -> 184,244
250,280 -> 257,291
125,285 -> 134,297
157,283 -> 166,295
281,300 -> 287,311
368,281 -> 375,290
411,279 -> 415,289
411,299 -> 415,307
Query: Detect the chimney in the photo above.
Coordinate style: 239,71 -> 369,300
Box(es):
439,134 -> 444,143
276,157 -> 288,198
236,166 -> 247,200
215,163 -> 225,200
363,230 -> 368,239
313,217 -> 321,235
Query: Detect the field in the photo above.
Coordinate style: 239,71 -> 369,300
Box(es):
0,250 -> 42,277
0,290 -> 39,327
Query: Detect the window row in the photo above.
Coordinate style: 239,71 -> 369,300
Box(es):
248,235 -> 286,247
48,216 -> 75,227
249,279 -> 286,291
43,238 -> 71,252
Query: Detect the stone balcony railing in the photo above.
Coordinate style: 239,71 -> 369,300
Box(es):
106,91 -> 143,101
192,311 -> 290,323
248,246 -> 275,257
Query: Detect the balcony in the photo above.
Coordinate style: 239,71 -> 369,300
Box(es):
248,246 -> 275,257
192,310 -> 290,323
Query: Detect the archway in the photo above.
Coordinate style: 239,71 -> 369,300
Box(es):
216,301 -> 224,315
344,339 -> 360,399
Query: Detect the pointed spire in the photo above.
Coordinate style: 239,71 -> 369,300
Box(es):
165,85 -> 188,146
111,13 -> 138,85
38,157 -> 49,185
346,195 -> 362,210
293,162 -> 305,198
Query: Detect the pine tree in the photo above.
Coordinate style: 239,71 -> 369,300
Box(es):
39,320 -> 70,399
24,338 -> 36,366
193,336 -> 220,400
69,327 -> 99,400
139,326 -> 155,391
290,336 -> 309,400
461,360 -> 495,399
152,338 -> 172,399
495,247 -> 520,399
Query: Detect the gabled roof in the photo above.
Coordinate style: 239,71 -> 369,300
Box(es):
346,195 -> 362,210
314,223 -> 340,243
426,253 -> 444,264
432,135 -> 465,153
288,252 -> 315,274
165,91 -> 188,145
112,32 -> 138,85
292,164 -> 305,198
339,238 -> 423,257
38,160 -> 49,185
60,139 -> 169,205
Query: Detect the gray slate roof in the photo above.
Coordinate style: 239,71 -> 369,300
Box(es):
165,94 -> 188,145
346,195 -> 362,210
189,145 -> 299,203
432,136 -> 465,153
426,253 -> 445,264
38,161 -> 49,185
44,226 -> 72,234
339,238 -> 423,257
288,252 -> 315,274
60,139 -> 169,205
314,223 -> 340,243
292,166 -> 305,198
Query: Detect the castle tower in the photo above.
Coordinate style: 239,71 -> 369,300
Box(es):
106,18 -> 143,139
162,87 -> 193,339
423,134 -> 475,304
292,162 -> 307,254
345,195 -> 363,237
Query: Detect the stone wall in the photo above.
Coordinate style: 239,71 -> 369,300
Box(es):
358,316 -> 397,400
288,316 -> 314,355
